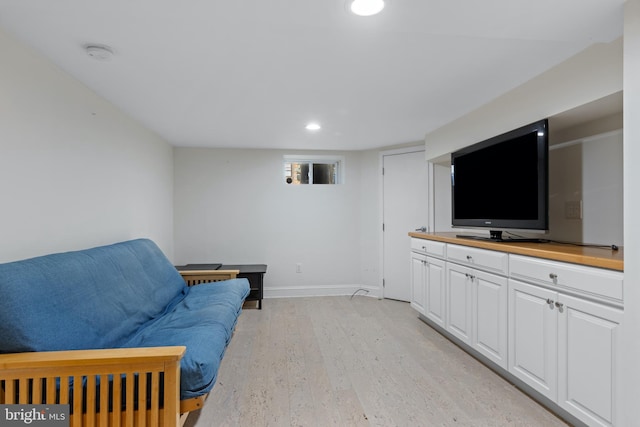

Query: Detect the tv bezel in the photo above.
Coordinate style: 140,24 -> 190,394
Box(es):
450,119 -> 549,239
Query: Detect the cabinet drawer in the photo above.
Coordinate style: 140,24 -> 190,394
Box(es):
509,255 -> 623,304
411,238 -> 446,259
447,244 -> 508,275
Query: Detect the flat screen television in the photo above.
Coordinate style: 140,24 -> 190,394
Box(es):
450,119 -> 549,242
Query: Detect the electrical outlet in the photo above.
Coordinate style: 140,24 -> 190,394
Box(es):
565,200 -> 582,220
296,263 -> 302,273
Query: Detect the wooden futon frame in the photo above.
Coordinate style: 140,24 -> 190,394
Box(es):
0,269 -> 239,427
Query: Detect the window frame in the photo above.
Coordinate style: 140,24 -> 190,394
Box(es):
283,155 -> 345,185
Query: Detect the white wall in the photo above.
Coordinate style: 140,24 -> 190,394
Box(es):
424,38 -> 623,163
433,163 -> 455,232
426,37 -> 624,246
0,29 -> 175,262
358,149 -> 382,287
621,0 -> 640,424
173,148 -> 380,297
548,130 -> 623,245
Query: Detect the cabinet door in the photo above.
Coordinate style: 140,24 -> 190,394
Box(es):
473,270 -> 508,369
410,252 -> 427,315
508,279 -> 558,401
557,293 -> 622,427
446,263 -> 473,345
425,256 -> 446,328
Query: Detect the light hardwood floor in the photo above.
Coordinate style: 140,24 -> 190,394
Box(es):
185,296 -> 568,427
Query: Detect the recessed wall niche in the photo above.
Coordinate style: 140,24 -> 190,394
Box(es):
433,91 -> 623,246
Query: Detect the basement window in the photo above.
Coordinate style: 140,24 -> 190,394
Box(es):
284,155 -> 343,185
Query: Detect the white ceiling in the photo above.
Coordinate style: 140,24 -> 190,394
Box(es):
0,1 -> 624,151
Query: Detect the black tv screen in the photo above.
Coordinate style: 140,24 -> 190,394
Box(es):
451,119 -> 549,238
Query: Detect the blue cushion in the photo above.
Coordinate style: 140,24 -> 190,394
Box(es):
122,279 -> 250,399
0,239 -> 188,353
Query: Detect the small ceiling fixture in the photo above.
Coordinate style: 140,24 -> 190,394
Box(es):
305,122 -> 321,131
350,0 -> 385,16
85,44 -> 114,61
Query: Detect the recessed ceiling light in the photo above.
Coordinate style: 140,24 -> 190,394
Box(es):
350,0 -> 385,16
85,44 -> 114,61
305,123 -> 321,131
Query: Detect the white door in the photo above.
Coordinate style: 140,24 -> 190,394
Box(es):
382,150 -> 429,301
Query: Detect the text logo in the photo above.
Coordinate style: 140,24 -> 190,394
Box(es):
0,405 -> 69,426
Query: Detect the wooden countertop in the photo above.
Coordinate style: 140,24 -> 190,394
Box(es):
409,232 -> 624,271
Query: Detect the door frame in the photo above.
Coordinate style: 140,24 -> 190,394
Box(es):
378,146 -> 435,299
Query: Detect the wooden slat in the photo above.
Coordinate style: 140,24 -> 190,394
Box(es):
99,374 -> 109,426
46,377 -> 56,403
86,375 -> 96,427
60,376 -> 69,406
138,371 -> 147,427
150,371 -> 160,427
32,376 -> 42,403
112,374 -> 122,427
73,376 -> 82,427
125,371 -> 134,427
18,378 -> 28,404
5,379 -> 15,404
163,358 -> 181,427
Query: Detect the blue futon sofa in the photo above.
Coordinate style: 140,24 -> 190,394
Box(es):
0,239 -> 249,426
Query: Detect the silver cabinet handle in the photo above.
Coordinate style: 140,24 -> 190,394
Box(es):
546,298 -> 554,307
555,301 -> 564,312
549,273 -> 558,280
466,255 -> 473,261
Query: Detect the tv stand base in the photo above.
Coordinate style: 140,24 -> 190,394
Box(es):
456,230 -> 548,244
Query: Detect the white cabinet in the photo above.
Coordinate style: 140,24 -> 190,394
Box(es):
425,256 -> 446,328
410,238 -> 446,327
445,263 -> 473,345
446,247 -> 509,367
447,244 -> 508,276
508,277 -> 623,427
557,293 -> 622,427
508,279 -> 558,401
473,269 -> 508,369
409,235 -> 624,427
509,254 -> 623,305
410,251 -> 427,315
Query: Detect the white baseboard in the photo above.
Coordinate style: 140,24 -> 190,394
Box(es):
264,284 -> 380,299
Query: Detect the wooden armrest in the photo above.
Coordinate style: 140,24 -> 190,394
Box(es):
0,347 -> 186,427
0,346 -> 185,370
178,269 -> 239,286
